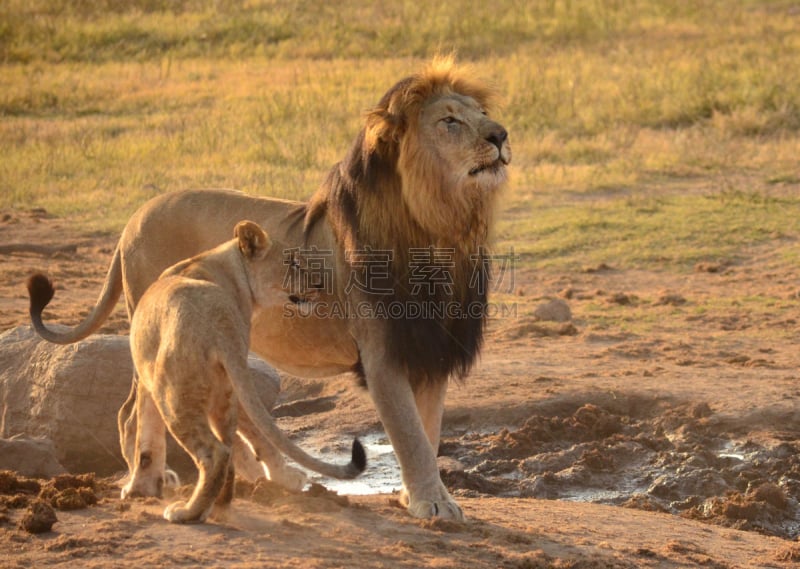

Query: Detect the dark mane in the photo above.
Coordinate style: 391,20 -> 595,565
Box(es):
304,61 -> 498,388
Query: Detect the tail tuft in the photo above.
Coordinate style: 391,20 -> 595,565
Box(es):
351,438 -> 367,474
27,273 -> 55,317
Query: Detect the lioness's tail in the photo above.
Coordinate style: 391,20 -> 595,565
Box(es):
231,362 -> 366,480
27,245 -> 124,344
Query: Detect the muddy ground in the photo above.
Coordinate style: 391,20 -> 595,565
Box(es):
1,207 -> 800,568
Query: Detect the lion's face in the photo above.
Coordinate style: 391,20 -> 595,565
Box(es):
397,92 -> 511,241
419,94 -> 511,190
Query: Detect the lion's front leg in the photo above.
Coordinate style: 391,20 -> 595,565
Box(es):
414,380 -> 448,454
398,380 -> 451,509
361,352 -> 462,520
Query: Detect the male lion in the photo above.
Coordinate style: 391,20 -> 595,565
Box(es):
28,56 -> 511,520
29,221 -> 366,523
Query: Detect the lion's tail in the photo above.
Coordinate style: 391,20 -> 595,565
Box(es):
229,360 -> 366,480
27,245 -> 124,344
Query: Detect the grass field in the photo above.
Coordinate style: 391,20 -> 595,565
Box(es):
2,0 -> 799,270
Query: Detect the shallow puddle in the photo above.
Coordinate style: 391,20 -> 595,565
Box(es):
308,433 -> 401,496
309,396 -> 800,539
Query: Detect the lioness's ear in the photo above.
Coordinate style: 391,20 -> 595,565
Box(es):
235,220 -> 271,260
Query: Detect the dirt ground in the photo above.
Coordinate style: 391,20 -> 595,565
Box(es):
1,207 -> 800,568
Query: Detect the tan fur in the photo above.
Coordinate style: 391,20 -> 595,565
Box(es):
28,58 -> 511,520
122,221 -> 364,523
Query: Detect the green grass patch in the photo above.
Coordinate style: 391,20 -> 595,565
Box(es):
496,188 -> 799,270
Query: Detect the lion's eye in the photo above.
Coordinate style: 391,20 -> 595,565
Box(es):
442,116 -> 458,125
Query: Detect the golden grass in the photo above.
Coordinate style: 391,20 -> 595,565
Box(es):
1,0 -> 799,269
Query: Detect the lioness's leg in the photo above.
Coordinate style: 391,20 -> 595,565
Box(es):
121,385 -> 167,499
159,381 -> 235,524
162,428 -> 231,524
360,349 -> 463,520
215,460 -> 236,510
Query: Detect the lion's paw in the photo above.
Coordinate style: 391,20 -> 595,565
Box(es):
163,501 -> 204,524
269,464 -> 308,492
403,486 -> 465,521
408,498 -> 464,520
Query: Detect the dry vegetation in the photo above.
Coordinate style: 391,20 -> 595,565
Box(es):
1,0 -> 798,271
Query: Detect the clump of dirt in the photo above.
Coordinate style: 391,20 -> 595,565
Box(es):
484,404 -> 624,460
18,499 -> 57,534
496,319 -> 579,340
438,395 -> 800,538
0,470 -> 42,510
0,471 -> 101,516
684,482 -> 793,535
0,470 -> 41,495
607,292 -> 637,305
621,494 -> 668,513
39,473 -> 98,510
306,482 -> 350,507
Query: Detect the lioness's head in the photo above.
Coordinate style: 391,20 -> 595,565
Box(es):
364,55 -> 511,241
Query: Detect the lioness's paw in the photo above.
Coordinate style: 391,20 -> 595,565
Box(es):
269,464 -> 308,492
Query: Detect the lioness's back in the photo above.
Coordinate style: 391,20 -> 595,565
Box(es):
132,277 -> 249,368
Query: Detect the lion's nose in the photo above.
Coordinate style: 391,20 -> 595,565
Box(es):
486,127 -> 508,151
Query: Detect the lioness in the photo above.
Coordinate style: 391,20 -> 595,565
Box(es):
29,221 -> 366,523
28,57 -> 511,520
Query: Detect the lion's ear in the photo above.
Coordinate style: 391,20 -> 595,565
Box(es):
235,220 -> 272,260
364,107 -> 404,149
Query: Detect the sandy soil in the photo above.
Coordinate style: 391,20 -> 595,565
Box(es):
1,207 -> 800,568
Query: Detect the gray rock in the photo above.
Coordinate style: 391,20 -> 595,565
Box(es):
0,434 -> 66,478
0,326 -> 280,476
533,298 -> 572,322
